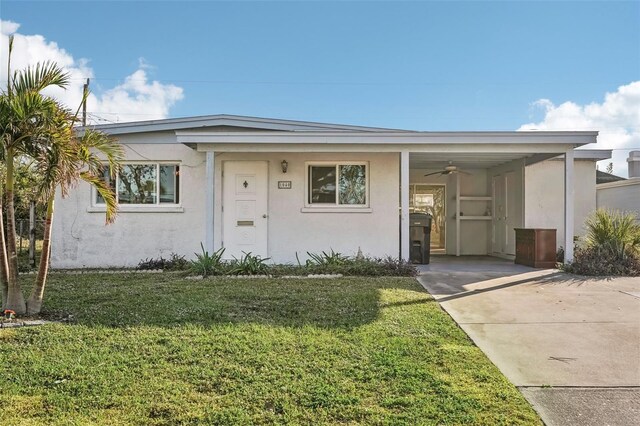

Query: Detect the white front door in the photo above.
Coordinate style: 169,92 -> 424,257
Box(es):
492,172 -> 517,256
222,161 -> 269,259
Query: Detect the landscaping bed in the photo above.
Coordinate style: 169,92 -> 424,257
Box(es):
0,273 -> 540,425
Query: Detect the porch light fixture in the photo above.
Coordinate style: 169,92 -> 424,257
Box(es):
281,160 -> 288,173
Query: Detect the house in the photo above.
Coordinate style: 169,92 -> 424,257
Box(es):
51,115 -> 608,268
596,170 -> 626,185
596,151 -> 640,220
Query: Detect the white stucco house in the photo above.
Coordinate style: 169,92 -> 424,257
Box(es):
51,115 -> 609,268
596,151 -> 640,220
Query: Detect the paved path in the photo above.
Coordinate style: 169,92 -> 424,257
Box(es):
417,256 -> 640,426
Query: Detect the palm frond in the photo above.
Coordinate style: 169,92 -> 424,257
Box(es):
80,171 -> 118,223
585,209 -> 640,260
11,61 -> 70,94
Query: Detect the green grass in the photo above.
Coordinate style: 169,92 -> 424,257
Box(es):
0,274 -> 541,425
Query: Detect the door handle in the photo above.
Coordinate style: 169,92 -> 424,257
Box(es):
262,214 -> 268,218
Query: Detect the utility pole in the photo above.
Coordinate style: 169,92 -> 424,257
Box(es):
82,78 -> 90,126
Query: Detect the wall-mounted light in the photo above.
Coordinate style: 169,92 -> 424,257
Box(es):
281,160 -> 288,173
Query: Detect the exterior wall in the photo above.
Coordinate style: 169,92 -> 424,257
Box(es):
214,152 -> 399,264
53,144 -> 399,267
52,143 -> 207,268
596,179 -> 640,218
524,160 -> 596,249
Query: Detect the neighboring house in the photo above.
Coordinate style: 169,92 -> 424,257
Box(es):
596,151 -> 640,219
52,115 -> 607,268
596,170 -> 626,185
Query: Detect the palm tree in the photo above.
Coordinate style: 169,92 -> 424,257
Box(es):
0,36 -> 70,313
1,36 -> 122,314
25,106 -> 121,314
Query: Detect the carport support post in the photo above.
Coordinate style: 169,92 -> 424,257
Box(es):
564,148 -> 575,263
205,151 -> 215,253
400,151 -> 410,261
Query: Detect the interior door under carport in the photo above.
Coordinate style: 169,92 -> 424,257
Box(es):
492,171 -> 517,256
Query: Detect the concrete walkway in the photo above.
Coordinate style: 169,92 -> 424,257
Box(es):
417,256 -> 640,426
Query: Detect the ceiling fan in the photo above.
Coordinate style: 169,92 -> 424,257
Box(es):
424,162 -> 470,177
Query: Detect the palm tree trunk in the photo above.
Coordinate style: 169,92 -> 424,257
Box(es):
27,197 -> 53,315
0,183 -> 11,310
4,148 -> 26,314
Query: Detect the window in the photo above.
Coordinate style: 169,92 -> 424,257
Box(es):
307,162 -> 368,206
96,163 -> 180,205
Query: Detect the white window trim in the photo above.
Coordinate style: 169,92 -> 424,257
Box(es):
87,206 -> 185,214
304,161 -> 370,212
92,161 -> 182,211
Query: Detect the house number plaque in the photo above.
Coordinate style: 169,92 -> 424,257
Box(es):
278,181 -> 292,189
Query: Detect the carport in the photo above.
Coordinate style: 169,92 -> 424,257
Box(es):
398,133 -> 601,262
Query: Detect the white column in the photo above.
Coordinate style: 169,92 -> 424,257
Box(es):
400,151 -> 410,261
205,151 -> 215,253
564,148 -> 575,262
456,173 -> 461,256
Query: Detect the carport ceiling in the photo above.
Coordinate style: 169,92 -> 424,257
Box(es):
410,152 -> 534,169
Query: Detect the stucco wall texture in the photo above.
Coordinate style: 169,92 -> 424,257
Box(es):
52,150 -> 400,268
214,152 -> 400,264
525,159 -> 597,247
596,179 -> 640,218
52,141 -> 599,267
51,143 -> 207,268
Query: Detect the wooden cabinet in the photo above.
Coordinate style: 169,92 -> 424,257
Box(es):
515,228 -> 557,268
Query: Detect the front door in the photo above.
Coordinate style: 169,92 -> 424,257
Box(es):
222,161 -> 269,259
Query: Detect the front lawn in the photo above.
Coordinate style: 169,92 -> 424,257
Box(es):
0,274 -> 540,425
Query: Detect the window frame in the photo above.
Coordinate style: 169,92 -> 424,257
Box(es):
93,161 -> 181,207
304,161 -> 370,209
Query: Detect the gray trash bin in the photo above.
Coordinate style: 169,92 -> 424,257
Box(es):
409,213 -> 432,264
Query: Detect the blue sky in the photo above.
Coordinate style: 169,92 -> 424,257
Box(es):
1,0 -> 639,172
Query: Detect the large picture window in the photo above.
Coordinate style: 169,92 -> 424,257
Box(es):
96,163 -> 180,205
307,162 -> 368,206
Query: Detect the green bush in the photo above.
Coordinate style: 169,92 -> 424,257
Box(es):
561,209 -> 640,276
561,246 -> 640,276
181,247 -> 417,278
585,209 -> 640,259
228,252 -> 270,276
272,254 -> 417,277
137,253 -> 188,271
301,249 -> 351,267
190,244 -> 226,277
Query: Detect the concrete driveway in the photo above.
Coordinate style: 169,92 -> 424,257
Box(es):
417,256 -> 640,426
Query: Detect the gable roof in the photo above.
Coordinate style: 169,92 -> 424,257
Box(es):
82,114 -> 406,135
596,170 -> 627,185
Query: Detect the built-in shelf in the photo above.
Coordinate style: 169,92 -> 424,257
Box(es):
459,216 -> 493,220
459,196 -> 492,201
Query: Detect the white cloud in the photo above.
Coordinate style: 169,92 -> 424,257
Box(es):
519,81 -> 640,177
0,20 -> 183,124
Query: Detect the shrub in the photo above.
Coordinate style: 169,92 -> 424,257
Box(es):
282,253 -> 417,277
560,210 -> 640,276
190,244 -> 226,277
138,253 -> 188,271
228,252 -> 271,276
561,246 -> 640,276
180,248 -> 416,278
584,209 -> 640,260
301,249 -> 350,267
